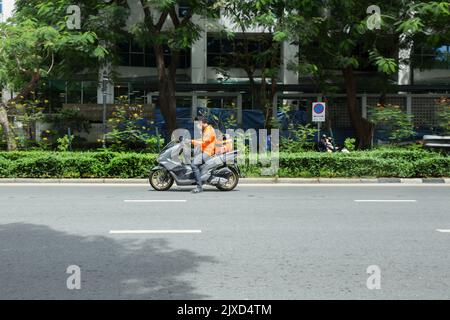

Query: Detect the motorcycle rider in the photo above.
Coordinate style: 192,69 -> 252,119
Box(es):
191,116 -> 216,193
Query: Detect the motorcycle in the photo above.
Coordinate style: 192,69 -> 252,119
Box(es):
149,139 -> 240,191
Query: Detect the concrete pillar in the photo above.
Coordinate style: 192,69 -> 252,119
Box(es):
362,93 -> 368,119
97,66 -> 114,104
191,16 -> 207,84
281,41 -> 300,108
282,41 -> 299,85
1,88 -> 13,103
192,93 -> 198,118
406,94 -> 412,121
237,93 -> 243,125
398,34 -> 413,86
146,92 -> 153,105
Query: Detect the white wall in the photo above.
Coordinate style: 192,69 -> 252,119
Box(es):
1,0 -> 15,21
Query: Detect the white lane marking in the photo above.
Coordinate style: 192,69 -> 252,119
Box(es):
436,229 -> 450,233
354,200 -> 417,203
1,183 -> 449,187
109,230 -> 201,234
124,200 -> 187,203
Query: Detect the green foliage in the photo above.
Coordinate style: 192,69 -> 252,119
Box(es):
344,138 -> 356,151
42,109 -> 91,136
0,149 -> 447,179
281,124 -> 318,152
56,134 -> 72,152
436,98 -> 450,134
277,103 -> 317,152
369,104 -> 415,142
106,97 -> 163,152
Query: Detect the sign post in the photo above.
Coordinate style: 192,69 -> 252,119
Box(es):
312,102 -> 326,142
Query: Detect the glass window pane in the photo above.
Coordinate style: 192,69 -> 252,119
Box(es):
114,83 -> 129,102
82,81 -> 98,104
207,37 -> 221,53
130,53 -> 145,67
67,81 -> 82,104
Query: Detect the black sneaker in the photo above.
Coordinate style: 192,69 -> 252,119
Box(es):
191,187 -> 203,194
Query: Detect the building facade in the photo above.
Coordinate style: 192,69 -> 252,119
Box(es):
1,0 -> 449,138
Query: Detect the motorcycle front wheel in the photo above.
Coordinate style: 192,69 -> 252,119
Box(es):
149,169 -> 174,191
216,169 -> 239,191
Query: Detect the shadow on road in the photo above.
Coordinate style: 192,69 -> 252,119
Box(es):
0,223 -> 215,300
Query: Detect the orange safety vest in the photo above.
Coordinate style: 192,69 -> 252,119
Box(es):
192,125 -> 216,156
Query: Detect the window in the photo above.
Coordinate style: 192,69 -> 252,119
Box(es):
114,83 -> 130,103
207,35 -> 279,68
82,81 -> 98,104
179,1 -> 189,17
116,39 -> 191,68
66,81 -> 82,104
413,44 -> 450,70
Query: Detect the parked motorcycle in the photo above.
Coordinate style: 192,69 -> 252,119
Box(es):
149,140 -> 240,191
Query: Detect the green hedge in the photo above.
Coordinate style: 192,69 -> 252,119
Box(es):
0,150 -> 448,178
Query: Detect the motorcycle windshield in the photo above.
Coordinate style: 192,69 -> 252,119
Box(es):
160,141 -> 176,154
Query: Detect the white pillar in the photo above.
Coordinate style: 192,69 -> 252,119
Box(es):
191,16 -> 207,84
1,0 -> 15,21
281,41 -> 299,108
282,41 -> 299,85
1,88 -> 13,103
398,34 -> 413,86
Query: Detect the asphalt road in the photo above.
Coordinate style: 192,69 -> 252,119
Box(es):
0,183 -> 449,300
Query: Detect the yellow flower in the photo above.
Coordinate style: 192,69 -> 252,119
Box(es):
44,100 -> 49,104
43,137 -> 48,141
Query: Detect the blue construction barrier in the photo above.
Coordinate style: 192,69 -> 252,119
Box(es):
144,107 -> 437,145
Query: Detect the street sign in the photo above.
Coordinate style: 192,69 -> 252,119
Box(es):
312,102 -> 326,122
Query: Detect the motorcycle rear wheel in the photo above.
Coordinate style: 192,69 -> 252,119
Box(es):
149,169 -> 174,191
216,170 -> 239,191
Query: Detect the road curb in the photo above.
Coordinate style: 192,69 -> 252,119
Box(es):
0,178 -> 448,184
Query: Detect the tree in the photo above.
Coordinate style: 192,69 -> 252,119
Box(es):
130,0 -> 219,134
221,0 -> 323,128
0,0 -> 127,150
283,0 -> 450,149
219,0 -> 282,128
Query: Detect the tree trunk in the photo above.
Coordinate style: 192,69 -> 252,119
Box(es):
154,44 -> 177,135
342,66 -> 374,149
0,103 -> 17,151
0,73 -> 40,151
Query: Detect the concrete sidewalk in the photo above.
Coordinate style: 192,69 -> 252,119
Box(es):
0,177 -> 448,184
